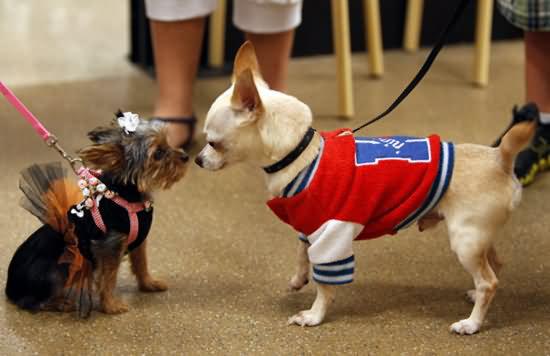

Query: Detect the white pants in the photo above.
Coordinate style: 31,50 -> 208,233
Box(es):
145,0 -> 302,34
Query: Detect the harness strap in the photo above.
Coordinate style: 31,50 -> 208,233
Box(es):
78,167 -> 145,245
90,205 -> 108,234
89,196 -> 145,245
111,196 -> 145,246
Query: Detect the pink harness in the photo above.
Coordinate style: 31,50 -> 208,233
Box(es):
78,168 -> 147,246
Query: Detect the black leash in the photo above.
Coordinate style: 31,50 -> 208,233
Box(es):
352,0 -> 471,133
264,0 -> 471,174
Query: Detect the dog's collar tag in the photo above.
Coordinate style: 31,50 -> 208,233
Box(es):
263,127 -> 315,174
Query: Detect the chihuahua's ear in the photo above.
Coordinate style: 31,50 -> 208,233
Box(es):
232,41 -> 261,82
78,143 -> 124,173
231,68 -> 264,116
87,126 -> 123,144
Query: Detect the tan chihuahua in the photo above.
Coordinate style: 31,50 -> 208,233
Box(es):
196,41 -> 535,335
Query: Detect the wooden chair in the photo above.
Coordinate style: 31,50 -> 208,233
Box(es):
207,0 -> 385,119
208,0 -> 227,69
403,0 -> 494,87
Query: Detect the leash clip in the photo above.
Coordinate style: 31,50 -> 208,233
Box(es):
46,135 -> 83,173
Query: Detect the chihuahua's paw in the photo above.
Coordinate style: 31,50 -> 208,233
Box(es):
287,310 -> 324,327
102,299 -> 129,314
288,275 -> 309,292
450,318 -> 480,335
139,278 -> 168,292
466,289 -> 476,304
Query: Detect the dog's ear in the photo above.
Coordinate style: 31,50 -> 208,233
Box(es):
78,143 -> 124,173
87,126 -> 123,144
231,68 -> 264,118
232,41 -> 261,82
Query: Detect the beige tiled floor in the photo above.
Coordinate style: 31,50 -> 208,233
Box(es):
1,1 -> 550,355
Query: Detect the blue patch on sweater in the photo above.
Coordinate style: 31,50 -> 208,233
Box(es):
354,136 -> 432,166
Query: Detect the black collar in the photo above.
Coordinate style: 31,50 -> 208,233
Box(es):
263,127 -> 315,174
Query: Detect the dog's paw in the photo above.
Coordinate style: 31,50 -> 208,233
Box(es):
450,319 -> 481,335
287,310 -> 324,327
466,289 -> 476,304
288,275 -> 309,292
102,299 -> 129,314
139,278 -> 168,292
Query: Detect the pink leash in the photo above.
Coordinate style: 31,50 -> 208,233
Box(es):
0,81 -> 83,172
2,81 -> 144,243
0,81 -> 51,141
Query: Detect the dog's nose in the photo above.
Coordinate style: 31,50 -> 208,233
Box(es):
180,151 -> 189,163
194,155 -> 203,167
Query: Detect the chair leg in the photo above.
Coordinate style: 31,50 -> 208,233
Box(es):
331,0 -> 354,118
363,0 -> 384,77
403,0 -> 424,52
473,0 -> 493,87
208,0 -> 227,68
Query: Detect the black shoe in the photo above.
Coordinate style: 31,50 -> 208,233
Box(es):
514,118 -> 550,186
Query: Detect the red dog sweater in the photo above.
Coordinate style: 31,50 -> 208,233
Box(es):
267,129 -> 454,284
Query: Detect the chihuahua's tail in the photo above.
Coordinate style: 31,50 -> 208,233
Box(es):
19,162 -> 82,233
498,121 -> 536,173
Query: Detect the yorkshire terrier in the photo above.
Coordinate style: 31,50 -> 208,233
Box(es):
5,111 -> 188,317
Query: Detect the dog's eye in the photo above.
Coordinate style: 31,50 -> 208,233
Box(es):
208,141 -> 219,150
153,148 -> 166,160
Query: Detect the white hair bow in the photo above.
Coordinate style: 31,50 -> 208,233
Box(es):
117,112 -> 140,134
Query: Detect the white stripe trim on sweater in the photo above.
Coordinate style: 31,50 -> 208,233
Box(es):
312,273 -> 353,284
313,261 -> 355,272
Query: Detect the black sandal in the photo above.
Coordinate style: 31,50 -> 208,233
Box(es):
151,116 -> 197,150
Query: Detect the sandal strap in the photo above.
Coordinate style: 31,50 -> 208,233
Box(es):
150,116 -> 197,150
151,116 -> 197,125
